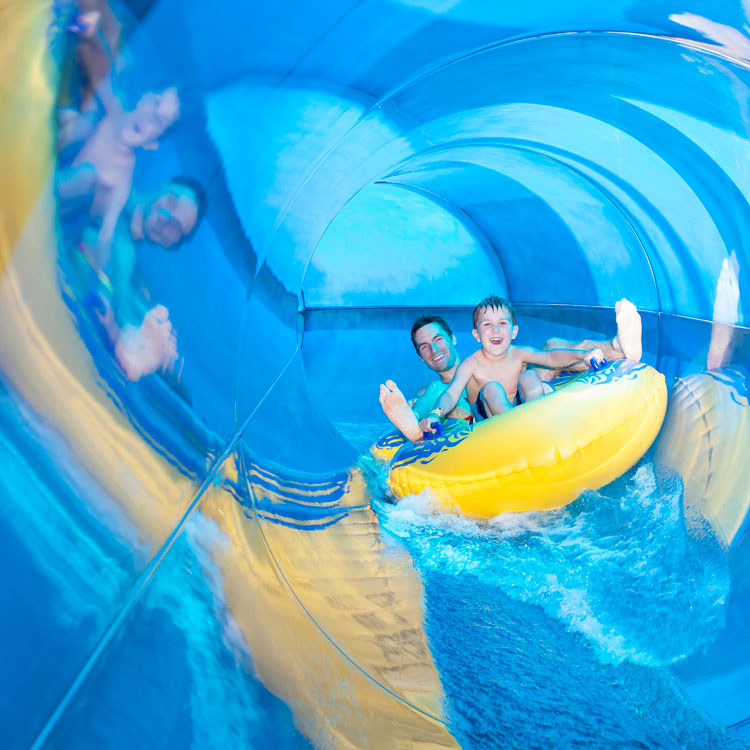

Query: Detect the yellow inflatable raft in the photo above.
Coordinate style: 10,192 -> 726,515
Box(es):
380,360 -> 667,517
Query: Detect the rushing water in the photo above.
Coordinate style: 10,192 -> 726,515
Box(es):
372,457 -> 745,748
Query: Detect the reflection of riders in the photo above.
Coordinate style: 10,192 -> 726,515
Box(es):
707,251 -> 740,370
655,252 -> 747,547
70,177 -> 205,381
72,87 -> 181,258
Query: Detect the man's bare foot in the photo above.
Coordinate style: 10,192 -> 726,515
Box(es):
708,253 -> 740,369
379,380 -> 423,442
613,298 -> 642,361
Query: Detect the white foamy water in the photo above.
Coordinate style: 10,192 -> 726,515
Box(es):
376,461 -> 732,667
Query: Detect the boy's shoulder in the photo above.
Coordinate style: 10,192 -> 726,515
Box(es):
509,343 -> 536,360
463,349 -> 485,367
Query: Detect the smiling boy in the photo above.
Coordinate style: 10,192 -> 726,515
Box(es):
73,87 -> 181,261
419,296 -> 604,433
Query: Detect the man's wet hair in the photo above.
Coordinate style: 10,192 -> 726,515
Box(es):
472,295 -> 516,329
166,175 -> 206,214
410,314 -> 454,354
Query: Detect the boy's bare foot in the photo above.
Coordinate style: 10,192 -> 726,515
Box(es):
708,253 -> 740,369
613,298 -> 642,361
142,305 -> 178,372
379,380 -> 423,442
115,305 -> 178,381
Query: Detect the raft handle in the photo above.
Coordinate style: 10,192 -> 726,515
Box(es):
422,421 -> 444,440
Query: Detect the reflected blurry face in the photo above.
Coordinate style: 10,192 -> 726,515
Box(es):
143,185 -> 199,248
121,88 -> 180,148
472,306 -> 517,356
414,322 -> 458,373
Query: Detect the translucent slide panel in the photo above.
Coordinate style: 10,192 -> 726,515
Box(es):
229,439 -> 459,748
39,456 -> 312,750
0,7 -> 210,744
304,182 -> 505,308
232,343 -> 456,744
234,265 -> 303,430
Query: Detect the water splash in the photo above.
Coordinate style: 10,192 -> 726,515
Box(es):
376,461 -> 731,667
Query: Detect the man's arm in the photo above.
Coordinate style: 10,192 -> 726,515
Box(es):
519,346 -> 604,370
411,389 -> 438,421
418,359 -> 474,434
410,384 -> 427,412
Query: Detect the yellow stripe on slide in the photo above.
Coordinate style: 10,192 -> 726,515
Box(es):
0,0 -> 56,275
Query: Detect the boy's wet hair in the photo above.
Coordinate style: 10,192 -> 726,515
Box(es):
410,314 -> 454,354
472,295 -> 516,329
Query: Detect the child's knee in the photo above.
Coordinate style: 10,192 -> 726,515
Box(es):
519,370 -> 545,400
483,381 -> 510,405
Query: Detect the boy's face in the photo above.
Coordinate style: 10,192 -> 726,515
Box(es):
121,88 -> 180,148
472,305 -> 518,356
414,322 -> 459,373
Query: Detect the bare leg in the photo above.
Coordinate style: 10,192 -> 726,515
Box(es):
379,380 -> 423,442
612,298 -> 642,361
707,254 -> 740,370
538,298 -> 643,380
518,369 -> 552,402
480,381 -> 513,417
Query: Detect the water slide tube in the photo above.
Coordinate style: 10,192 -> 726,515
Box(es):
2,1 -> 749,748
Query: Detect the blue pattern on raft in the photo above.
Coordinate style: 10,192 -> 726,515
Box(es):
374,430 -> 411,452
575,359 -> 646,385
706,366 -> 749,408
391,422 -> 473,471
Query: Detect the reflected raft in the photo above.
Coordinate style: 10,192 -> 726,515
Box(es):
656,366 -> 750,547
384,361 -> 667,516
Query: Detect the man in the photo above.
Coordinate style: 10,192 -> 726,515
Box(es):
380,300 -> 643,442
71,176 -> 205,381
379,314 -> 472,442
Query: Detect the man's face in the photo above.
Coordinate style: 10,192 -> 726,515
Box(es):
414,322 -> 458,373
143,184 -> 199,248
